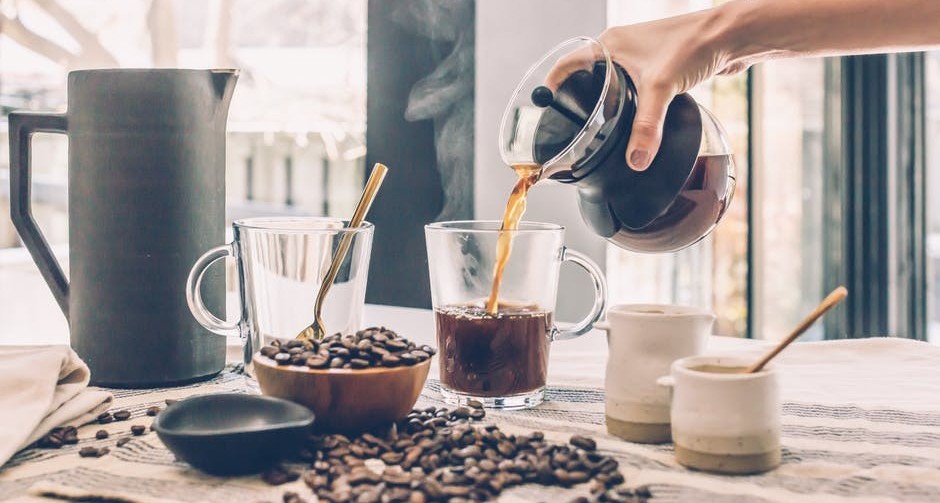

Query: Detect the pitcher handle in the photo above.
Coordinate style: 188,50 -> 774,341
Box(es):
552,248 -> 608,341
186,243 -> 241,336
8,112 -> 70,319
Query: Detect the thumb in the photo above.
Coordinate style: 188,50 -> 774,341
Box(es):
626,83 -> 674,171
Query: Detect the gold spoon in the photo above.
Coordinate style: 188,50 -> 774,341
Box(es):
746,286 -> 848,373
297,163 -> 388,341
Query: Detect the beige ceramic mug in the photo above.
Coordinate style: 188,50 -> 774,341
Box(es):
658,355 -> 781,474
599,304 -> 714,443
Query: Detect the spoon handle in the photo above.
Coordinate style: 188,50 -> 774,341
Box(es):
312,164 -> 388,324
747,286 -> 848,373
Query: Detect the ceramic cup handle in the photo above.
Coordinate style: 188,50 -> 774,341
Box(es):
186,243 -> 241,337
552,248 -> 608,341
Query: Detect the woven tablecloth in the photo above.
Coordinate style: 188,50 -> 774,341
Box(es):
1,328 -> 939,503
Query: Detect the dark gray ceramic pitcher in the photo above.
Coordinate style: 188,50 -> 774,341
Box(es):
8,69 -> 238,387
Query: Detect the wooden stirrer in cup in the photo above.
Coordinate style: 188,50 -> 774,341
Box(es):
297,163 -> 388,342
746,286 -> 848,374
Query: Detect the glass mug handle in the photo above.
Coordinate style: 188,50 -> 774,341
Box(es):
185,243 -> 241,337
552,247 -> 608,341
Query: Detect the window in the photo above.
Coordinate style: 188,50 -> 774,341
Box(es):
0,0 -> 366,343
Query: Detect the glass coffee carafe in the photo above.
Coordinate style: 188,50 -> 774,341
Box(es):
499,37 -> 735,253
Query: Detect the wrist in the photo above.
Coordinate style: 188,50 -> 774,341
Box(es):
707,0 -> 765,67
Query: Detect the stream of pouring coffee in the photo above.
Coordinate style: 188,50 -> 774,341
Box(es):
485,163 -> 542,315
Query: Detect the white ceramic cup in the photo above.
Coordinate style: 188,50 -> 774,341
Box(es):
658,355 -> 781,474
599,304 -> 714,443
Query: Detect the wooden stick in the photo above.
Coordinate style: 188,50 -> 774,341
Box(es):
747,286 -> 848,373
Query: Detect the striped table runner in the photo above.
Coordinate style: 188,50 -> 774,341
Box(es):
1,337 -> 939,502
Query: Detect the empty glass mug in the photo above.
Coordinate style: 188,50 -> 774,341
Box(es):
425,221 -> 607,409
186,217 -> 373,368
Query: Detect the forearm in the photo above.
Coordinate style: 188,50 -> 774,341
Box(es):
715,0 -> 940,65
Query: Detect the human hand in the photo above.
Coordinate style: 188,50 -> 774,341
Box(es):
546,8 -> 742,171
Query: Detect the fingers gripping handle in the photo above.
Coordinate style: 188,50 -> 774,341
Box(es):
553,248 -> 608,341
8,112 -> 70,319
186,243 -> 240,336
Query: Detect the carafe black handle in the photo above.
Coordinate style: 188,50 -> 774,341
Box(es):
8,112 -> 70,319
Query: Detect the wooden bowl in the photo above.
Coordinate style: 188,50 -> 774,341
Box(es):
253,353 -> 430,433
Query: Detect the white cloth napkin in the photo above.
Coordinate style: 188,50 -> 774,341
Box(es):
0,345 -> 112,465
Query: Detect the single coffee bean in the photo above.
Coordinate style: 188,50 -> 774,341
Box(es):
97,412 -> 113,424
262,466 -> 300,486
116,437 -> 132,447
347,467 -> 381,485
79,447 -> 103,458
130,425 -> 147,436
285,339 -> 306,349
282,492 -> 306,503
381,354 -> 401,367
306,356 -> 329,369
330,357 -> 345,369
350,358 -> 370,369
95,430 -> 109,440
274,353 -> 291,365
260,345 -> 280,358
570,435 -> 597,451
288,347 -> 305,356
452,407 -> 471,420
146,406 -> 161,417
386,339 -> 408,351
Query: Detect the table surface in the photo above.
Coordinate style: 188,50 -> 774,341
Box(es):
3,304 -> 940,503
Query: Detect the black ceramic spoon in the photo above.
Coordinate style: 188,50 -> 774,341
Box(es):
153,393 -> 315,475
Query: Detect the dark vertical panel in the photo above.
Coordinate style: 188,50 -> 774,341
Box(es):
365,0 -> 474,308
839,55 -> 890,338
893,53 -> 927,341
825,54 -> 927,339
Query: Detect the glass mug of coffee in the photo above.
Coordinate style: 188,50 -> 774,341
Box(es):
186,217 -> 374,369
425,221 -> 607,409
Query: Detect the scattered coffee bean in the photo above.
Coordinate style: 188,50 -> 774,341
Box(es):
96,412 -> 114,425
112,410 -> 131,421
570,435 -> 597,451
95,430 -> 109,440
130,425 -> 147,436
260,327 -> 436,370
262,466 -> 300,486
78,446 -> 108,458
282,492 -> 305,503
146,406 -> 161,417
116,437 -> 132,447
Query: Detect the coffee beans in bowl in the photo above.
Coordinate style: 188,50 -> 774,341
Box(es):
253,327 -> 434,433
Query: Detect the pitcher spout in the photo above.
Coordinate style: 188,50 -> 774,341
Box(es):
210,69 -> 239,111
